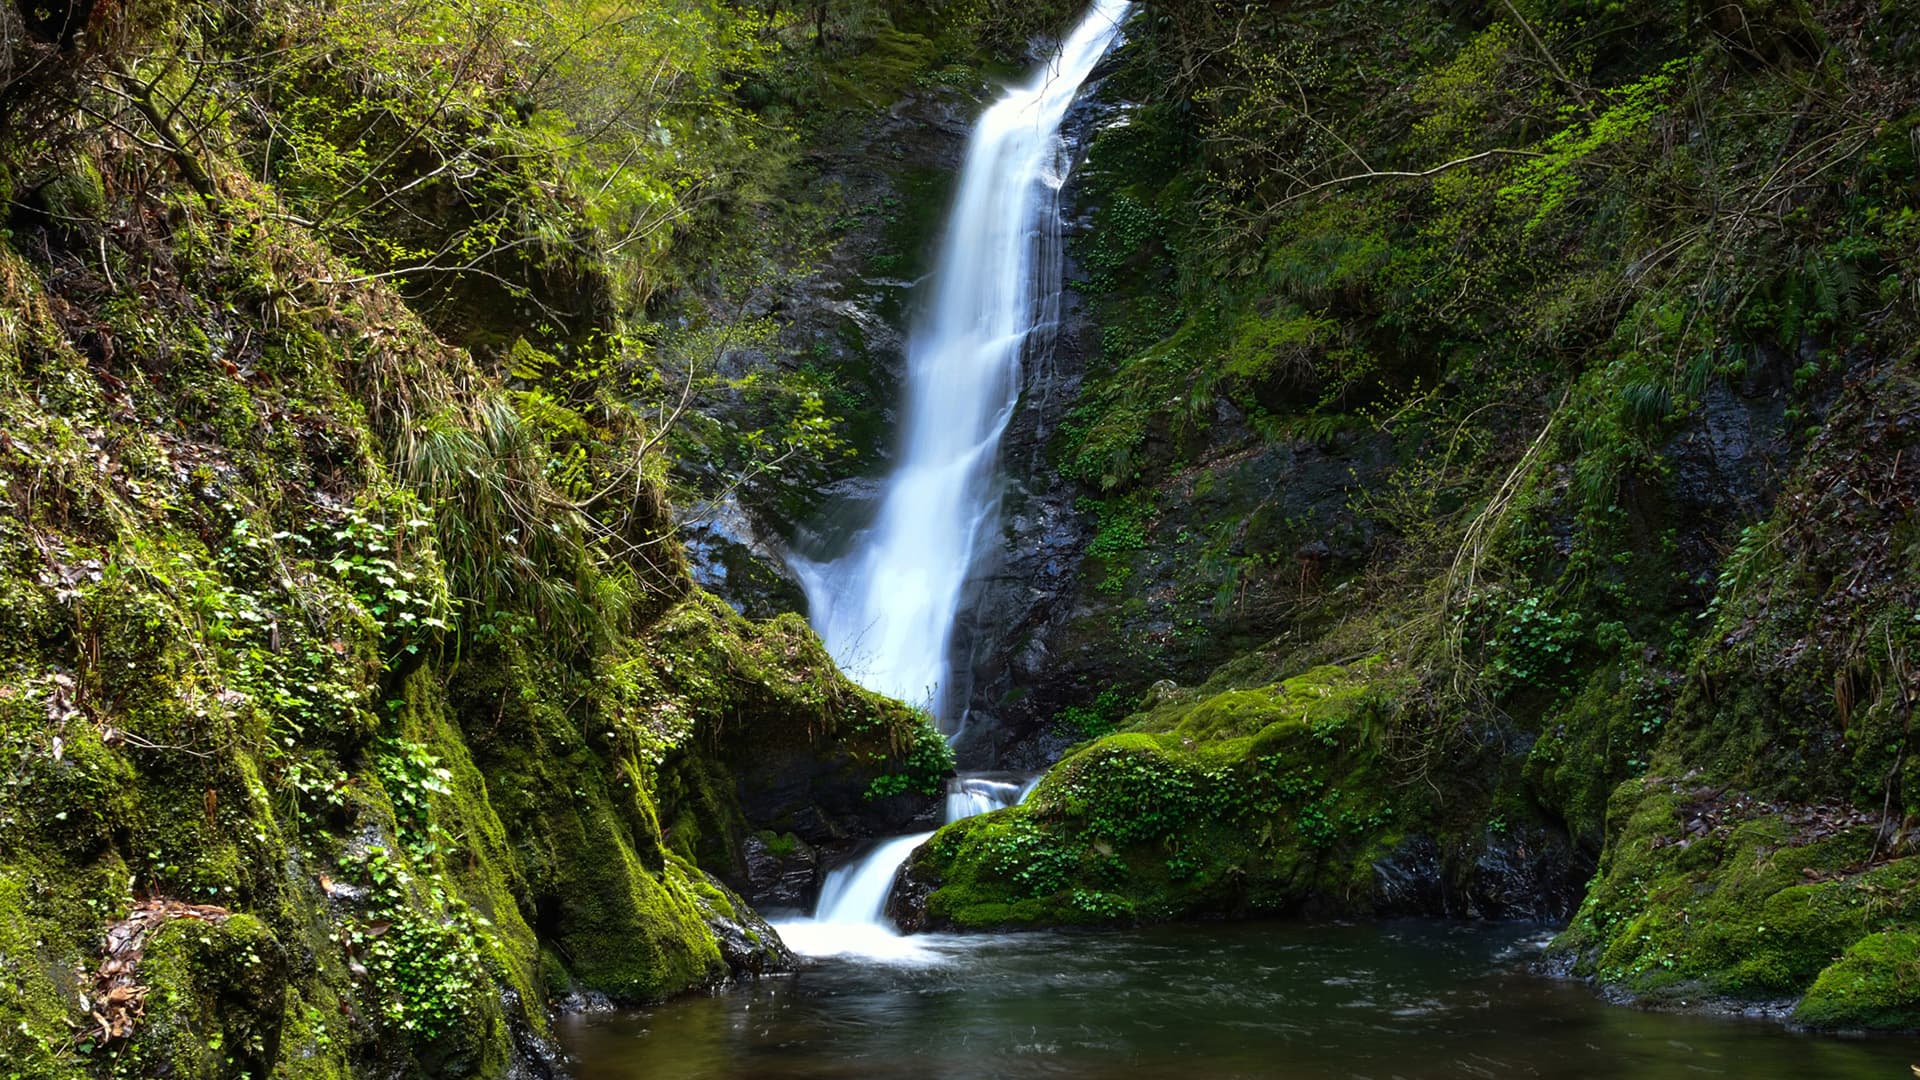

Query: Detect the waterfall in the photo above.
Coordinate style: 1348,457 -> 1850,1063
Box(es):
773,0 -> 1128,963
791,0 -> 1132,730
773,774 -> 1035,960
806,832 -> 937,927
946,774 -> 1036,821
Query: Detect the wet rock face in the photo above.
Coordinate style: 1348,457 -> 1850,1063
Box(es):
1661,340 -> 1798,578
741,831 -> 819,910
972,422 -> 1395,769
695,871 -> 796,977
884,850 -> 938,933
728,745 -> 942,847
1370,830 -> 1592,921
682,495 -> 807,620
950,369 -> 1096,768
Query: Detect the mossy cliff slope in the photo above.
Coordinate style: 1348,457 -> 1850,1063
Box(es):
0,178 -> 944,1077
0,0 -> 980,1076
904,0 -> 1920,1031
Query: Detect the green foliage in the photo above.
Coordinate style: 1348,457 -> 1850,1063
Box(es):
1055,687 -> 1132,740
1054,743 -> 1204,844
374,740 -> 455,854
250,0 -> 791,320
865,711 -> 954,799
1484,593 -> 1580,693
1080,495 -> 1153,593
1497,59 -> 1691,230
345,846 -> 488,1043
318,501 -> 451,662
1525,661 -> 1673,843
975,816 -> 1078,898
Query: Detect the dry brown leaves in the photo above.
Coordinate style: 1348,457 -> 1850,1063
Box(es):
84,898 -> 230,1046
1645,774 -> 1907,874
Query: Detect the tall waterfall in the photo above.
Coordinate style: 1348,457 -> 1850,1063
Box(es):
792,0 -> 1132,729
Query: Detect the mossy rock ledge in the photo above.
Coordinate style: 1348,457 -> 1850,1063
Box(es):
891,663 -> 1588,932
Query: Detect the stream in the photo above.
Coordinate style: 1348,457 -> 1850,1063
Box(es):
557,920 -> 1920,1079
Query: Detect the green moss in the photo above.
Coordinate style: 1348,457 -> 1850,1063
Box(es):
389,677 -> 545,1033
753,831 -> 798,859
914,662 -> 1417,928
270,988 -> 354,1080
541,814 -> 726,1001
1555,777 -> 1920,1013
115,914 -> 289,1080
442,641 -> 725,1005
822,24 -> 942,110
1524,661 -> 1668,846
1136,663 -> 1383,742
0,874 -> 86,1080
1796,931 -> 1920,1031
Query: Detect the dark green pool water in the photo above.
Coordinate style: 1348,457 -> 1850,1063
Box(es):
556,921 -> 1919,1079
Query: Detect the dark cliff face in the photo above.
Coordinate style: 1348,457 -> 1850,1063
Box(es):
675,86 -> 976,622
682,60 -> 1112,773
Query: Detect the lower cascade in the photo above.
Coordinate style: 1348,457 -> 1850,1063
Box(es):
945,774 -> 1037,822
772,775 -> 1031,959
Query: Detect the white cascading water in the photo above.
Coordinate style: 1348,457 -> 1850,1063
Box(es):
774,0 -> 1130,963
791,0 -> 1132,730
945,775 -> 1028,821
772,775 -> 1034,960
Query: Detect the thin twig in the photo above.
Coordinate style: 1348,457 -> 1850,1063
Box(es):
1279,148 -> 1546,207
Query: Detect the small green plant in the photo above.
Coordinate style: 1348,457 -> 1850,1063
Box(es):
980,818 -> 1079,898
375,739 -> 455,858
863,711 -> 953,800
1068,888 -> 1134,919
1056,747 -> 1202,845
1486,594 -> 1579,691
1079,495 -> 1153,593
317,503 -> 451,662
343,846 -> 488,1044
1054,687 -> 1132,740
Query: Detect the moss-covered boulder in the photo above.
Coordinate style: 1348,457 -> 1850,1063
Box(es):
896,662 -> 1581,929
1552,774 -> 1920,1025
109,914 -> 297,1080
1796,931 -> 1920,1031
